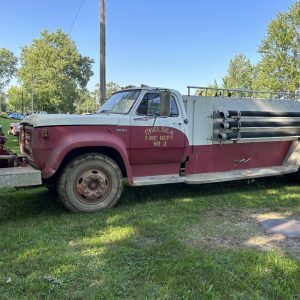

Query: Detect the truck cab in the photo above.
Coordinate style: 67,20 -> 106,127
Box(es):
20,87 -> 190,211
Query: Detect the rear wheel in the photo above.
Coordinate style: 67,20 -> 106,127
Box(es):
45,184 -> 57,193
57,153 -> 123,212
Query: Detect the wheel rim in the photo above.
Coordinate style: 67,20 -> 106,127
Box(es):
73,168 -> 112,204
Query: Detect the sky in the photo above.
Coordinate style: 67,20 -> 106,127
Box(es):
0,0 -> 297,94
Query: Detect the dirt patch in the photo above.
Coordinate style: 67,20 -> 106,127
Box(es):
136,237 -> 158,248
181,210 -> 300,260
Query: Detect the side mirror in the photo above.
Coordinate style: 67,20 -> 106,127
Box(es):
160,91 -> 171,117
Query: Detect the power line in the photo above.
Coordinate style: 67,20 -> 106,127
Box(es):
68,0 -> 86,34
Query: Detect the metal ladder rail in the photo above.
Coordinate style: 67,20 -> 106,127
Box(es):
187,86 -> 299,100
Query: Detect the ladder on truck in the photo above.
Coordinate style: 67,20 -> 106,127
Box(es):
187,86 -> 299,100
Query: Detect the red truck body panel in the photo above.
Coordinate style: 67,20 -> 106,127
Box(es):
185,142 -> 292,174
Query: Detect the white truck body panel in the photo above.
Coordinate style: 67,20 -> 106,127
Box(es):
184,96 -> 300,146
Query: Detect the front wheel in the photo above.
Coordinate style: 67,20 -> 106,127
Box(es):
57,153 -> 123,212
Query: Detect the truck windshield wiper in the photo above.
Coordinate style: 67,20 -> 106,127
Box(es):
98,109 -> 111,114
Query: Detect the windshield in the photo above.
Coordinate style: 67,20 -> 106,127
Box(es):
97,90 -> 141,114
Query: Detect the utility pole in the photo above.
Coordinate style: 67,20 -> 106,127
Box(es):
100,0 -> 106,104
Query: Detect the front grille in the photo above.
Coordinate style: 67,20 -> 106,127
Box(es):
24,126 -> 33,156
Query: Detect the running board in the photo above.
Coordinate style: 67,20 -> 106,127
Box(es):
132,165 -> 297,186
185,165 -> 297,184
133,174 -> 185,186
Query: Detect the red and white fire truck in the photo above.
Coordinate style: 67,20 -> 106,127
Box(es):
1,86 -> 300,212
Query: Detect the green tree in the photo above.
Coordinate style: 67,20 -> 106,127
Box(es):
253,1 -> 300,93
75,89 -> 97,114
106,81 -> 121,98
18,29 -> 94,113
196,80 -> 220,96
92,82 -> 121,104
7,86 -> 31,113
222,54 -> 254,91
0,48 -> 18,111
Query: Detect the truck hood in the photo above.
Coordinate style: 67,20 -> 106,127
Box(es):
22,113 -> 121,127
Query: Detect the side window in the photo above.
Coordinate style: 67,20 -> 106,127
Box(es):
170,97 -> 179,117
136,93 -> 179,117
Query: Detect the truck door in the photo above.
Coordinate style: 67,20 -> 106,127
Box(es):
130,92 -> 188,165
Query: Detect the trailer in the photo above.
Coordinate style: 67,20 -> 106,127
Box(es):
1,86 -> 300,212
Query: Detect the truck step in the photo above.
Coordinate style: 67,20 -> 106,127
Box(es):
185,165 -> 297,184
133,174 -> 185,186
0,166 -> 42,188
132,165 -> 297,186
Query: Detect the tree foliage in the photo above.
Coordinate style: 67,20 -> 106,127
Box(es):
0,48 -> 17,111
92,82 -> 121,103
106,81 -> 121,98
253,1 -> 300,93
77,82 -> 121,114
75,89 -> 97,114
222,54 -> 254,90
196,80 -> 220,96
7,86 -> 31,112
214,2 -> 300,96
0,48 -> 17,91
17,29 -> 94,113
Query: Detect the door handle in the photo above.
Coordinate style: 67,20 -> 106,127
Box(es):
173,122 -> 182,126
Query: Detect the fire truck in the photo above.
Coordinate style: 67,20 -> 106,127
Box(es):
1,86 -> 300,212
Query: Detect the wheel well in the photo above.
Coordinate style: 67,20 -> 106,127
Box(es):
54,147 -> 127,179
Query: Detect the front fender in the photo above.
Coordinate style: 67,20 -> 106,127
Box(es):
32,126 -> 132,182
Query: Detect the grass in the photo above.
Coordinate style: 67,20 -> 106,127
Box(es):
0,117 -> 300,299
0,117 -> 19,153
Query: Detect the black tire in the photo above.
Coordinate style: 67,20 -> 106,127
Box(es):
46,184 -> 57,193
43,178 -> 57,193
57,153 -> 123,212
